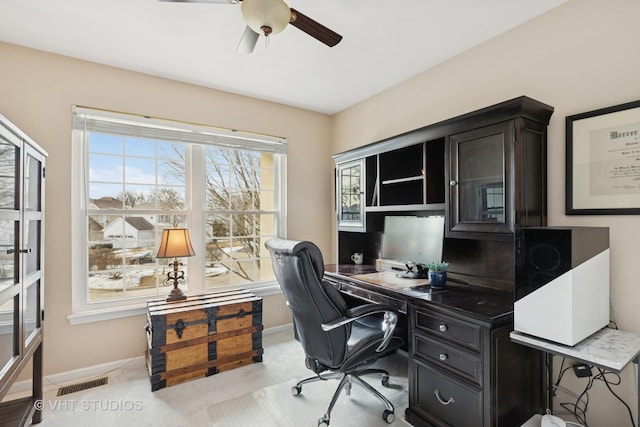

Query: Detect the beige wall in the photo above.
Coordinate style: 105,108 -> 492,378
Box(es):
0,42 -> 333,375
2,0 -> 639,423
331,0 -> 640,424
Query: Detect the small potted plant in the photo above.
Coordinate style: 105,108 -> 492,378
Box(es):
426,261 -> 449,288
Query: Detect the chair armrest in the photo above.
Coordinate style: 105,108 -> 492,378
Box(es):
345,303 -> 399,320
321,304 -> 399,353
321,304 -> 397,330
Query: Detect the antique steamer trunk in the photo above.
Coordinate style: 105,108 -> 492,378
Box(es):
146,289 -> 263,391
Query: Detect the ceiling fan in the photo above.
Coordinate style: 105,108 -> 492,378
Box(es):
159,0 -> 343,54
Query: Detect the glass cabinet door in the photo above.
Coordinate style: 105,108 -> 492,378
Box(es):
0,128 -> 19,382
0,114 -> 46,424
22,146 -> 44,348
449,121 -> 514,236
0,131 -> 18,294
337,159 -> 365,231
22,146 -> 44,278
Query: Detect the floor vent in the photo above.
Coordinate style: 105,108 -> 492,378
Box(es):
57,377 -> 109,396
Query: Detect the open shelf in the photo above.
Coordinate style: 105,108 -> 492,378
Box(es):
375,138 -> 445,207
381,176 -> 423,185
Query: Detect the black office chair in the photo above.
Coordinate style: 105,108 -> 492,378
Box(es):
265,237 -> 404,427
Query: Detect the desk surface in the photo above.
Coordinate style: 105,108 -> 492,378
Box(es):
325,264 -> 515,324
511,328 -> 640,372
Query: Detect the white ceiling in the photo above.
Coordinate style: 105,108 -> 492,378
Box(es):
0,0 -> 566,115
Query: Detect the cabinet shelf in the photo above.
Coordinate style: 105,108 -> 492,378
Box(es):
365,203 -> 445,213
381,176 -> 423,185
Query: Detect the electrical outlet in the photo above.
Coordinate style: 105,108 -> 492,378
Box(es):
573,363 -> 592,378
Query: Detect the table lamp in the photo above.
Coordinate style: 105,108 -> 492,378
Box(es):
156,227 -> 195,301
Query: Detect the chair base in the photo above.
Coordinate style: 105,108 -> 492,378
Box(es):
292,368 -> 395,426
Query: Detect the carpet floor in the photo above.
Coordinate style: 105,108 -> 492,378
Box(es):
208,354 -> 409,427
33,328 -> 410,427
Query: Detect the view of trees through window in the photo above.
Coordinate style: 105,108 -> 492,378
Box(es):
85,132 -> 279,303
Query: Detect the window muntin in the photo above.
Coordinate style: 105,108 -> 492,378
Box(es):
73,108 -> 286,312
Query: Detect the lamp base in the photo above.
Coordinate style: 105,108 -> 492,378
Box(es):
167,286 -> 187,302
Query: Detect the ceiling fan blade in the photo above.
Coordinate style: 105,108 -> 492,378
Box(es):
289,8 -> 342,48
236,26 -> 259,54
159,0 -> 236,3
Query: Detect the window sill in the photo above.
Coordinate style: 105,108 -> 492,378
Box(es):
67,283 -> 282,325
67,304 -> 147,325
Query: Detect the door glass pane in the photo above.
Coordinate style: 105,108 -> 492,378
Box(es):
24,281 -> 39,343
0,296 -> 16,369
458,134 -> 505,223
0,140 -> 16,210
24,154 -> 42,211
0,220 -> 15,293
23,220 -> 40,276
340,163 -> 361,222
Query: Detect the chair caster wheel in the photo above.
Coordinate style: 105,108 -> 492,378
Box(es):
291,385 -> 302,396
382,409 -> 395,423
318,416 -> 330,427
381,374 -> 390,387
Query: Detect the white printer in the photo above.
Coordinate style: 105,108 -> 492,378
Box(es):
514,227 -> 609,346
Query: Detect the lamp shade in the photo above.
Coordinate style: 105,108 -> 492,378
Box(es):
241,0 -> 291,36
156,228 -> 195,259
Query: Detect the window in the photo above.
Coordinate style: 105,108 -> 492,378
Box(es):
70,107 -> 286,323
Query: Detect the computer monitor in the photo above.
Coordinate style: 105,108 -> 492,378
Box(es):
381,216 -> 445,266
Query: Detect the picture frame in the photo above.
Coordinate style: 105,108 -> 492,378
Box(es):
566,99 -> 640,215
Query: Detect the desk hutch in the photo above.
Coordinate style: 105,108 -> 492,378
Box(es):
0,114 -> 47,426
330,96 -> 553,426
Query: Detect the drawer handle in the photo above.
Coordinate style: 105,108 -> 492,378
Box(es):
439,353 -> 448,361
434,389 -> 455,406
438,323 -> 448,332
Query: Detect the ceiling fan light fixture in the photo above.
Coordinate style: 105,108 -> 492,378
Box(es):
241,0 -> 291,36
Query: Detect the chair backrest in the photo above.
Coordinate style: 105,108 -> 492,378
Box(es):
265,237 -> 349,369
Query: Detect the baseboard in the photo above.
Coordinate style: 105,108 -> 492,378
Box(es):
5,355 -> 146,397
262,322 -> 293,336
6,323 -> 294,397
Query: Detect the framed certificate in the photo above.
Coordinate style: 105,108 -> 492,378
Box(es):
566,99 -> 640,214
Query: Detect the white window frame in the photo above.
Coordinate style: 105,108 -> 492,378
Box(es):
69,107 -> 287,324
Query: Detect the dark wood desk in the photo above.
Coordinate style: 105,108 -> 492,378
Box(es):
325,264 -> 516,323
324,264 -> 545,427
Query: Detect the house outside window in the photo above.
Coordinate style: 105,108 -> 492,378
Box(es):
70,107 -> 287,323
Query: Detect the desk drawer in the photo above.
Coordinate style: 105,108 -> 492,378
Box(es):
336,281 -> 407,313
413,359 -> 482,427
413,308 -> 481,351
414,333 -> 482,385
